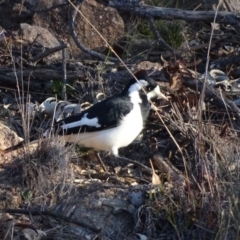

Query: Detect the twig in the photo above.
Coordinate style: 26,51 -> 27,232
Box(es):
116,155 -> 152,173
27,34 -> 41,57
62,44 -> 67,101
223,0 -> 233,12
28,43 -> 68,64
1,208 -> 101,233
198,0 -> 223,152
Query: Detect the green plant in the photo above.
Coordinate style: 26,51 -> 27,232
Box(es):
51,80 -> 74,99
21,189 -> 33,201
137,19 -> 184,48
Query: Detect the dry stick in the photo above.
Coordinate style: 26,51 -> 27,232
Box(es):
4,38 -> 25,140
116,156 -> 152,173
223,0 -> 233,12
200,0 -> 223,113
0,208 -> 101,233
62,44 -> 67,101
110,0 -> 240,28
1,67 -> 87,81
67,0 -> 184,171
28,44 -> 68,64
28,33 -> 41,57
197,0 -> 223,197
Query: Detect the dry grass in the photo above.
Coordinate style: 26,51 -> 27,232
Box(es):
21,137 -> 75,198
138,110 -> 240,239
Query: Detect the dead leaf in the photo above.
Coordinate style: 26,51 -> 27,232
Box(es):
170,73 -> 183,91
149,159 -> 161,185
219,124 -> 228,138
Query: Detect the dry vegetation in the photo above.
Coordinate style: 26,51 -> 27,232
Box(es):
1,0 -> 240,239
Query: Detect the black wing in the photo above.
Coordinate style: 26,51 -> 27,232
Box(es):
54,94 -> 133,135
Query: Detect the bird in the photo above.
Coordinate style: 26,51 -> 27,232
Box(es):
1,71 -> 168,162
43,70 -> 168,156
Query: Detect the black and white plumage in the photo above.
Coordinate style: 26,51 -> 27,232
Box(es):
44,72 -> 167,156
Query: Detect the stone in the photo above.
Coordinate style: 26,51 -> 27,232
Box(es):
20,23 -> 61,61
20,23 -> 60,49
0,122 -> 23,150
32,0 -> 125,58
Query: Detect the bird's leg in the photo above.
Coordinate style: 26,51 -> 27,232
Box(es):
114,155 -> 152,173
95,152 -> 108,172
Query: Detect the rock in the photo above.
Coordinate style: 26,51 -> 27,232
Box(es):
20,23 -> 60,48
20,23 -> 61,61
0,0 -> 126,60
31,0 -> 125,58
0,122 -> 23,150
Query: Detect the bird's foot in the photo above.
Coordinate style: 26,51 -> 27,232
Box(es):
114,155 -> 152,173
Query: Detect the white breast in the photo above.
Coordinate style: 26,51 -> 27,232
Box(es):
61,106 -> 143,155
60,94 -> 144,155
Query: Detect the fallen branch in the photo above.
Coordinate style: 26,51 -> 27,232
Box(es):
28,43 -> 68,64
109,1 -> 240,30
1,67 -> 87,81
1,208 -> 101,233
153,154 -> 188,186
0,64 -> 139,83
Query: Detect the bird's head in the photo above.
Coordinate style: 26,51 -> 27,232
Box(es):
125,70 -> 168,101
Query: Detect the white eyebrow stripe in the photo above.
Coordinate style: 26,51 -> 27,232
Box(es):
62,113 -> 101,130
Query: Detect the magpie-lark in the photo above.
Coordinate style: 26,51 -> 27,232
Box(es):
44,71 -> 167,156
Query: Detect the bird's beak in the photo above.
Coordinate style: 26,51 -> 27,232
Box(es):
147,85 -> 168,101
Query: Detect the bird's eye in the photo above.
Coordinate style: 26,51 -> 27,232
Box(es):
146,86 -> 152,91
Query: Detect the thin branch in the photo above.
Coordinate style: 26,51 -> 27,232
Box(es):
62,44 -> 67,100
28,43 -> 68,64
116,155 -> 152,173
